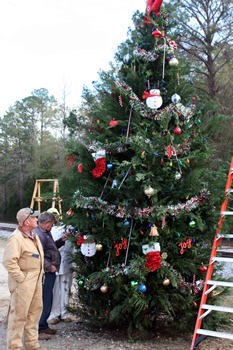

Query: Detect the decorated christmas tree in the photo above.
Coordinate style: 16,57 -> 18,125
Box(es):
61,0 -> 227,337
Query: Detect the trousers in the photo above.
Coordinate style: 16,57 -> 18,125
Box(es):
7,271 -> 42,350
48,273 -> 72,320
38,272 -> 56,333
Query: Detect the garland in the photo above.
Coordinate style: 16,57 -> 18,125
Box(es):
115,80 -> 195,122
74,188 -> 210,219
87,137 -> 191,157
133,43 -> 173,62
80,261 -> 204,293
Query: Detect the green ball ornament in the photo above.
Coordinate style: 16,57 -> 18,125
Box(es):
189,220 -> 196,228
78,279 -> 84,287
130,281 -> 138,287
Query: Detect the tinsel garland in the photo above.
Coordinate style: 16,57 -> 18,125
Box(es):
133,43 -> 173,62
115,79 -> 195,122
80,261 -> 204,293
87,137 -> 191,157
74,188 -> 210,218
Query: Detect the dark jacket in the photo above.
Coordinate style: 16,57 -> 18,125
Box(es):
33,225 -> 64,273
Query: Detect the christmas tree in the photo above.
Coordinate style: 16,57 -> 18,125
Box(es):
61,0 -> 228,338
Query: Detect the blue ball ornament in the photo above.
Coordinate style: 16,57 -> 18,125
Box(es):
124,219 -> 130,226
107,163 -> 113,170
138,283 -> 147,293
123,53 -> 132,65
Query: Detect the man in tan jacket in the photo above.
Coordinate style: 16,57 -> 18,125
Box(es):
3,208 -> 45,350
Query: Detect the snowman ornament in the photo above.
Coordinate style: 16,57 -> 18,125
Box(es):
81,235 -> 96,257
145,89 -> 163,109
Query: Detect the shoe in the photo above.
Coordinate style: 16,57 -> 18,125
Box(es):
48,318 -> 59,325
38,332 -> 51,340
33,348 -> 47,350
43,327 -> 57,335
61,317 -> 72,323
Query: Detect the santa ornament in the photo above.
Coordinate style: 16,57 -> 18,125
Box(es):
142,242 -> 161,272
143,89 -> 163,109
91,149 -> 106,178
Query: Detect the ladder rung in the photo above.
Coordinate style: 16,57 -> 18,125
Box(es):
221,211 -> 233,216
223,234 -> 233,238
226,189 -> 233,195
197,329 -> 233,340
202,304 -> 233,313
208,280 -> 233,287
212,257 -> 233,263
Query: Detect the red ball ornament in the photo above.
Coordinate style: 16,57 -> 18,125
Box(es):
192,97 -> 196,100
109,119 -> 118,127
198,263 -> 207,274
152,30 -> 162,38
78,164 -> 83,173
174,126 -> 182,135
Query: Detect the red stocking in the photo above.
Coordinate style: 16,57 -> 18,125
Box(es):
92,157 -> 106,178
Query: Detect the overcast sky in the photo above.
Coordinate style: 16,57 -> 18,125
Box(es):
0,0 -> 146,116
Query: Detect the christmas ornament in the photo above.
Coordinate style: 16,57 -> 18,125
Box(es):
198,263 -> 207,274
78,279 -> 84,287
91,149 -> 106,178
123,53 -> 132,65
173,126 -> 182,135
96,243 -> 103,251
142,243 -> 161,271
163,277 -> 170,286
144,186 -> 155,198
109,119 -> 118,127
143,89 -> 163,109
114,238 -> 127,256
66,154 -> 75,166
77,235 -> 96,257
66,208 -> 73,216
178,238 -> 192,254
138,283 -> 147,293
124,219 -> 130,226
152,29 -> 162,38
107,163 -> 114,170
169,57 -> 179,67
189,220 -> 196,228
175,172 -> 182,180
100,284 -> 108,293
171,93 -> 181,104
78,164 -> 83,173
111,179 -> 118,188
161,252 -> 168,259
130,281 -> 138,287
149,224 -> 159,236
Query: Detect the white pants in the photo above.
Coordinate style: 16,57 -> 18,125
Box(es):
48,273 -> 72,320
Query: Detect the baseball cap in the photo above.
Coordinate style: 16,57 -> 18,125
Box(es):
16,208 -> 40,223
47,207 -> 60,215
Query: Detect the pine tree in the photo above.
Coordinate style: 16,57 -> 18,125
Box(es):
60,1 -> 228,338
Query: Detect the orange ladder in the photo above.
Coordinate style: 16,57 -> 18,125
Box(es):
191,157 -> 233,349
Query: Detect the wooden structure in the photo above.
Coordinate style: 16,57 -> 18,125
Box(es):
30,179 -> 62,216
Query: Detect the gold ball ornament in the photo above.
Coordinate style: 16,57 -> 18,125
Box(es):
144,186 -> 155,198
96,243 -> 103,251
100,284 -> 108,293
169,57 -> 179,67
163,277 -> 170,286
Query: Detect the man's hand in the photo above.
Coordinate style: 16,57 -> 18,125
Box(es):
50,265 -> 57,273
61,234 -> 68,242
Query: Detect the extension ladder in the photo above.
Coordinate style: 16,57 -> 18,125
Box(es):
191,157 -> 233,349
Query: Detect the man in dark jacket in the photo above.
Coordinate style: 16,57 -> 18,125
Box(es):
33,211 -> 68,339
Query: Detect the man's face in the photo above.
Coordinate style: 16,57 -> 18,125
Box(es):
27,216 -> 38,230
44,221 -> 54,232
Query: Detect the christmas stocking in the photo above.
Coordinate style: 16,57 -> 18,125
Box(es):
92,149 -> 106,178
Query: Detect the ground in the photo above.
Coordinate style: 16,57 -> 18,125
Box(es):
0,238 -> 233,350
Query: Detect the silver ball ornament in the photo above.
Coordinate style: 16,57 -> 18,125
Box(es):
175,171 -> 182,180
171,93 -> 181,104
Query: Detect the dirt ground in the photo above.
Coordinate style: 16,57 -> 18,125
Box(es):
1,238 -> 233,350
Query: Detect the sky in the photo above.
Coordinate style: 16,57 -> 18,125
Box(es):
0,0 -> 146,116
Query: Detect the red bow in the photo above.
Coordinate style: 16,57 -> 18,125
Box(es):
143,90 -> 160,99
77,235 -> 85,245
145,251 -> 161,272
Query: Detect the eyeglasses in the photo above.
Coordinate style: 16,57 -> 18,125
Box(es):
23,208 -> 35,224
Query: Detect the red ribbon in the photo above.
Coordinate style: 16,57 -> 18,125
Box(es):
142,90 -> 160,99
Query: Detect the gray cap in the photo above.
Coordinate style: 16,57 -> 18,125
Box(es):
16,208 -> 40,223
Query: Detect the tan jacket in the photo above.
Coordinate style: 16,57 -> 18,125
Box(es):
3,228 -> 44,293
